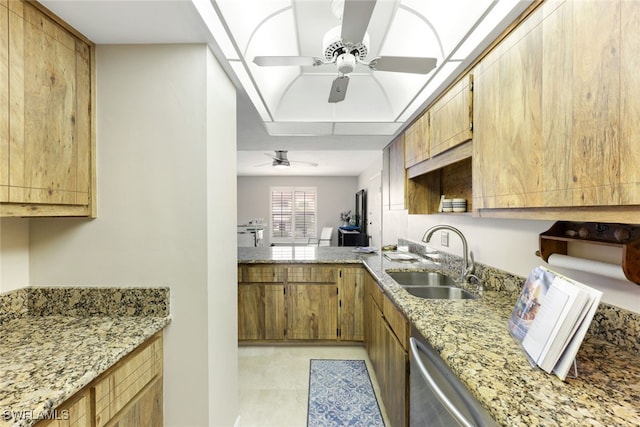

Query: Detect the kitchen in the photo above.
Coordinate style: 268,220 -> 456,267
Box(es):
1,1 -> 640,427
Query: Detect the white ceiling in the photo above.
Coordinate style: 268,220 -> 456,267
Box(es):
40,0 -> 532,177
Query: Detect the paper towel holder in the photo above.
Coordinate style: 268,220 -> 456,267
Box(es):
536,221 -> 640,285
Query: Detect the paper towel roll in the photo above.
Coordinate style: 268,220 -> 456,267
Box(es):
547,254 -> 628,281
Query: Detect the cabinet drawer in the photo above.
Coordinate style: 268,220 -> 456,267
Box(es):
365,272 -> 384,310
94,334 -> 162,427
287,266 -> 336,283
243,265 -> 285,283
383,295 -> 409,351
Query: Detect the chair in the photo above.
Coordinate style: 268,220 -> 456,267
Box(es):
308,227 -> 333,246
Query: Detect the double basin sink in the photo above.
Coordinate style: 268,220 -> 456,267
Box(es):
386,271 -> 477,300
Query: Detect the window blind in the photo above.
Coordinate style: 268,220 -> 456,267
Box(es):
271,187 -> 317,241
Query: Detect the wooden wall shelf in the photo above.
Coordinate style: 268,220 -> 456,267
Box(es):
537,221 -> 640,284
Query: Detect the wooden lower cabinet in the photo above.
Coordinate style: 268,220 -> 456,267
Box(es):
287,284 -> 338,340
338,267 -> 364,341
237,284 -> 286,340
36,332 -> 163,427
365,272 -> 409,427
237,264 -> 364,343
36,390 -> 91,427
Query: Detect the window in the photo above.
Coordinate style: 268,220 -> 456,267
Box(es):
271,187 -> 317,243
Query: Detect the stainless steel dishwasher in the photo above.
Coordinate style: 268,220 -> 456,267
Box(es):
410,326 -> 498,427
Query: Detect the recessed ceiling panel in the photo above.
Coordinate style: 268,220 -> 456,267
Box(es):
216,0 -> 293,55
333,122 -> 402,135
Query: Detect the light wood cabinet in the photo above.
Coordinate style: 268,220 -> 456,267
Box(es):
237,265 -> 286,340
237,283 -> 286,340
37,332 -> 163,427
37,390 -> 91,427
364,272 -> 409,427
287,284 -> 338,340
429,74 -> 473,158
473,0 -> 640,221
1,0 -> 95,217
238,264 -> 365,342
338,266 -> 364,341
403,112 -> 429,168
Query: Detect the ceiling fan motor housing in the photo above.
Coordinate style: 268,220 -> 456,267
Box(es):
322,25 -> 369,62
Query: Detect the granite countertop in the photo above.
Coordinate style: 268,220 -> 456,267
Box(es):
0,287 -> 171,427
238,246 -> 640,426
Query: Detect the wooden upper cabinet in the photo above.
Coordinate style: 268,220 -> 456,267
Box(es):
429,74 -> 473,158
1,2 -> 8,203
616,0 -> 640,205
473,6 -> 543,211
1,1 -> 95,217
473,0 -> 638,221
404,112 -> 429,168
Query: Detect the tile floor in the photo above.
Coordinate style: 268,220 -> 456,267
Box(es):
237,345 -> 390,427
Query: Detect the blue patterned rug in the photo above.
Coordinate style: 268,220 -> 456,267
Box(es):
307,359 -> 385,427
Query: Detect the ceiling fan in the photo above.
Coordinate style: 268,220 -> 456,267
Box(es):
252,0 -> 437,103
255,151 -> 319,168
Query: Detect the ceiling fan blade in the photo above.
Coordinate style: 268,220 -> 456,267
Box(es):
369,56 -> 437,74
290,160 -> 319,167
253,56 -> 323,67
328,76 -> 350,103
341,0 -> 376,44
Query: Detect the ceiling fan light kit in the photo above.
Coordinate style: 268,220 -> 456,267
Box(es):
252,0 -> 437,103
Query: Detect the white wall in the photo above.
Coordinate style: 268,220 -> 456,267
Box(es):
237,176 -> 358,246
0,218 -> 30,292
378,207 -> 640,313
357,154 -> 383,248
28,45 -> 238,427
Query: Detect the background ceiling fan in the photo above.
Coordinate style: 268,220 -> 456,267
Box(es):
252,0 -> 437,103
255,151 -> 319,168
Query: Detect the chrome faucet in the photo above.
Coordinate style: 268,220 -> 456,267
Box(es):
422,225 -> 475,283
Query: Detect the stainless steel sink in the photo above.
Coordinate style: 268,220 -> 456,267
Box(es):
386,271 -> 456,287
403,286 -> 477,300
386,270 -> 477,300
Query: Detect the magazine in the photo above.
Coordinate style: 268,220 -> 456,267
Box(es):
508,266 -> 602,380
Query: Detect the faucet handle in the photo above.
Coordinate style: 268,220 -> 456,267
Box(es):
465,250 -> 475,276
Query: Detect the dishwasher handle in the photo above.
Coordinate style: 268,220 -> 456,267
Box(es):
409,337 -> 476,427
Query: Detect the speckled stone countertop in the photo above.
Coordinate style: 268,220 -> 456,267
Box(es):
239,246 -> 640,426
0,287 -> 171,427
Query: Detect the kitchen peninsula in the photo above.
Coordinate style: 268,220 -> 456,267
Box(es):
0,287 -> 171,427
238,245 -> 640,426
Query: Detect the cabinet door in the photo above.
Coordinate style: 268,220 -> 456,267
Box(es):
366,297 -> 385,390
237,284 -> 286,341
429,74 -> 473,158
3,1 -> 93,213
36,390 -> 91,427
381,319 -> 408,427
338,267 -> 364,341
109,376 -> 162,427
473,8 -> 543,210
404,112 -> 429,168
287,284 -> 338,340
0,1 -> 8,202
620,0 -> 640,204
